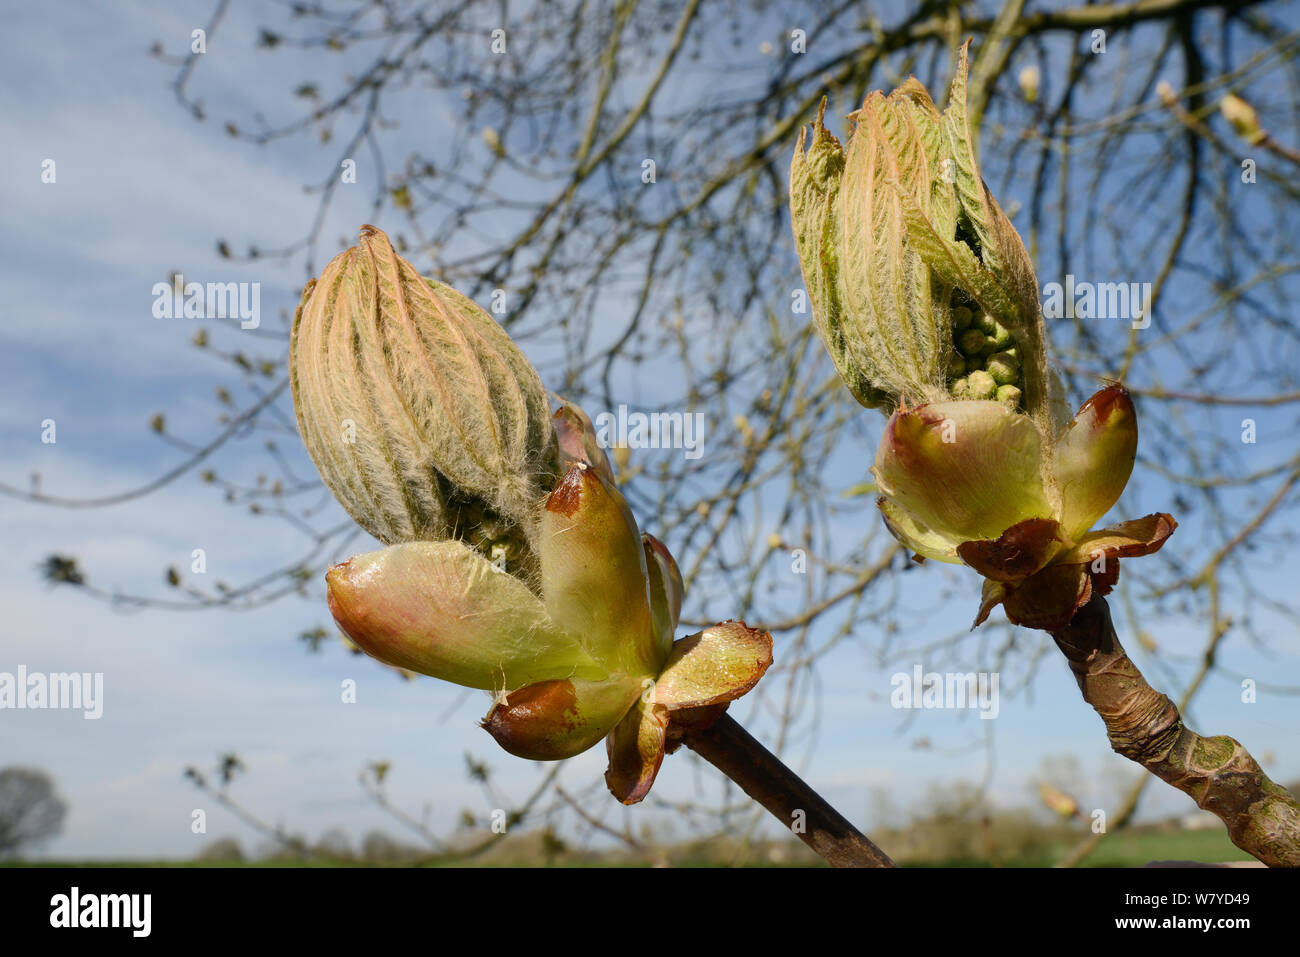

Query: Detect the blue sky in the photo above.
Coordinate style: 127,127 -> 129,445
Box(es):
1,2 -> 1297,860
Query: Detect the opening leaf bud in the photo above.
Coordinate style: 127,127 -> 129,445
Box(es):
791,41 -> 1053,429
290,226 -> 561,579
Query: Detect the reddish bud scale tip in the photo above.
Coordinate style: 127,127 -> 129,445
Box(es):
482,680 -> 582,760
482,675 -> 645,762
880,405 -> 939,469
552,404 -> 616,484
544,463 -> 588,517
1073,382 -> 1132,427
322,563 -> 374,649
324,559 -> 357,636
643,533 -> 671,564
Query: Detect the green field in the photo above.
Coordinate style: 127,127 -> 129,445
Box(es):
4,823 -> 1262,868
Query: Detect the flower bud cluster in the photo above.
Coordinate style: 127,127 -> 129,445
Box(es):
947,292 -> 1023,410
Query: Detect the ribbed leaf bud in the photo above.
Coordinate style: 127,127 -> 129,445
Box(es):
290,226 -> 561,581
